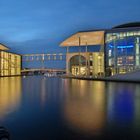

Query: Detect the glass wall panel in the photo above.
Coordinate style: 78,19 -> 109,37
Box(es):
69,53 -> 104,77
105,30 -> 140,76
69,55 -> 86,76
0,51 -> 21,76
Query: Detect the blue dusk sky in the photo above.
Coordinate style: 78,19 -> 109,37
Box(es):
0,0 -> 140,54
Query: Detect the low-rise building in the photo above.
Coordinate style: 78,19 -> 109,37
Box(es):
0,44 -> 21,76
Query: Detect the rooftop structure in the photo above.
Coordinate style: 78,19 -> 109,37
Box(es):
60,31 -> 104,47
0,44 -> 9,51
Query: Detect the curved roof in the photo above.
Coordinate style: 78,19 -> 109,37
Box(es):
113,22 -> 140,29
0,43 -> 9,50
60,31 -> 105,47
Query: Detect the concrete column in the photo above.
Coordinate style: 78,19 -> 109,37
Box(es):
78,37 -> 81,76
136,37 -> 140,68
67,47 -> 69,53
66,54 -> 70,75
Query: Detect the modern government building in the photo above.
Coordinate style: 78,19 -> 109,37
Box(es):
0,44 -> 21,76
60,22 -> 140,77
0,22 -> 140,78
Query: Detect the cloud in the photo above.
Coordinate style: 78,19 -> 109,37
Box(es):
0,0 -> 139,55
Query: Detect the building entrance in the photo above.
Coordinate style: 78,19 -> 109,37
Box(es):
69,55 -> 86,76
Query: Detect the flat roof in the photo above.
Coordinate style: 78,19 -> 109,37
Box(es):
0,43 -> 9,50
60,31 -> 105,47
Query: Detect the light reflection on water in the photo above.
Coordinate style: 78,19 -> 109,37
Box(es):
0,77 -> 21,120
63,80 -> 106,135
0,76 -> 140,140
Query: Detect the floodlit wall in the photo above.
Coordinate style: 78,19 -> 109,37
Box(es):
92,53 -> 104,77
0,51 -> 21,76
67,52 -> 104,77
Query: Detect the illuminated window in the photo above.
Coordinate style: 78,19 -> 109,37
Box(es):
108,59 -> 113,66
138,31 -> 140,36
90,54 -> 93,60
0,51 -> 21,76
108,50 -> 112,57
117,57 -> 123,66
126,56 -> 134,65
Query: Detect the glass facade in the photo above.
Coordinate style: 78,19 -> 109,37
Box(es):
69,55 -> 86,76
0,51 -> 21,76
105,29 -> 140,76
68,53 -> 104,77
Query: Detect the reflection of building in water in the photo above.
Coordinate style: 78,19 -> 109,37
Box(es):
0,77 -> 21,119
0,44 -> 21,77
63,80 -> 106,135
106,83 -> 134,124
40,78 -> 47,107
134,85 -> 140,128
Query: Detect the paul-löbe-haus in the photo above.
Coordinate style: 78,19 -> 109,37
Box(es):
0,44 -> 21,76
60,22 -> 140,77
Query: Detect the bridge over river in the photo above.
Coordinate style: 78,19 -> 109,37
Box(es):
21,53 -> 66,75
22,53 -> 66,61
21,68 -> 66,73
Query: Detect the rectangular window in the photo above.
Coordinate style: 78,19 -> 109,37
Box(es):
117,57 -> 123,66
126,56 -> 134,65
108,58 -> 113,66
108,50 -> 112,57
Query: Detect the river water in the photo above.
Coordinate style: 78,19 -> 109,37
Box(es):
0,76 -> 140,140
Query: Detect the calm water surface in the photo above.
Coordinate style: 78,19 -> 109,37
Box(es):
0,76 -> 140,140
